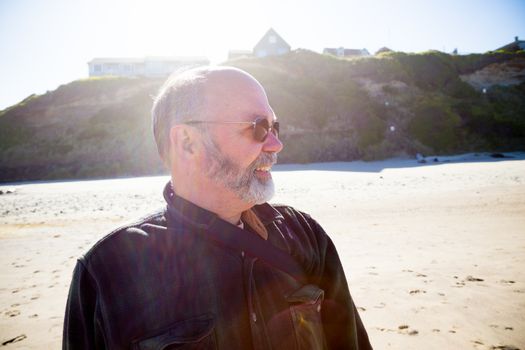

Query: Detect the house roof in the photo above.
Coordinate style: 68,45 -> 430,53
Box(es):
323,47 -> 370,56
375,47 -> 393,55
253,28 -> 291,51
227,50 -> 253,60
496,36 -> 525,52
228,50 -> 252,56
88,56 -> 209,64
88,57 -> 143,64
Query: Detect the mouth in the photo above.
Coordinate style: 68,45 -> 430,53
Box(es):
255,165 -> 272,172
254,165 -> 273,180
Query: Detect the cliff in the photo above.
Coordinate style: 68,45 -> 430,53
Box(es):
1,50 -> 524,182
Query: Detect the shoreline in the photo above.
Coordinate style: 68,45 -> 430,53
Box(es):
1,151 -> 524,188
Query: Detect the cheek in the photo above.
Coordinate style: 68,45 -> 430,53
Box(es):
245,147 -> 265,168
225,143 -> 263,168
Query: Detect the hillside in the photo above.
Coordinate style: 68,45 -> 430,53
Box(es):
1,50 -> 524,182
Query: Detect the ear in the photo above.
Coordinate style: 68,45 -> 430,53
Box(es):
169,125 -> 195,158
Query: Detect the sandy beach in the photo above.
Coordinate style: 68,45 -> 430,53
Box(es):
1,153 -> 524,349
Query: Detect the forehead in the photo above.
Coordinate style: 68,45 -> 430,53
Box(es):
203,70 -> 274,121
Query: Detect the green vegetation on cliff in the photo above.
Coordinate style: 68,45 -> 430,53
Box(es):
1,50 -> 524,182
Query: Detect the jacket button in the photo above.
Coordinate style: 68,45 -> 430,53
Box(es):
241,251 -> 245,258
252,313 -> 257,323
317,304 -> 321,312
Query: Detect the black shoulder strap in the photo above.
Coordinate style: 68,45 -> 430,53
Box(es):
207,218 -> 305,282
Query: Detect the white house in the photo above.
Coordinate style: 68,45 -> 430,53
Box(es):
87,56 -> 209,78
323,47 -> 370,57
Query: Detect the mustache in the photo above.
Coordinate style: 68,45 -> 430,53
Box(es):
251,152 -> 278,169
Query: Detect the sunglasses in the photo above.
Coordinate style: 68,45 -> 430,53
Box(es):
184,118 -> 280,142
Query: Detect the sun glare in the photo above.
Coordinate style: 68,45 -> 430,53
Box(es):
121,0 -> 267,62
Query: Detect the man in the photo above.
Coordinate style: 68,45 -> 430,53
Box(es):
63,66 -> 371,349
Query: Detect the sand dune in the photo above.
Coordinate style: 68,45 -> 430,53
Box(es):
1,153 -> 524,349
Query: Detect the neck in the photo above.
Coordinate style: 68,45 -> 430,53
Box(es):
171,176 -> 250,225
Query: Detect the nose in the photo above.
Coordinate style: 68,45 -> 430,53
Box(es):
262,130 -> 283,153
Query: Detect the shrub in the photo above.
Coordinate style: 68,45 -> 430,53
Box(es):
408,96 -> 462,152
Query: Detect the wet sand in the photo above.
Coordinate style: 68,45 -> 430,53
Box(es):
1,153 -> 524,349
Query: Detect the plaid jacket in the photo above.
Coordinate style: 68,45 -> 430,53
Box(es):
63,183 -> 371,349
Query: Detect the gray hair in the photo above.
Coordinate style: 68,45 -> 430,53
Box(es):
151,67 -> 212,162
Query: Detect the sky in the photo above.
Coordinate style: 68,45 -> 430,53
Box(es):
0,0 -> 524,110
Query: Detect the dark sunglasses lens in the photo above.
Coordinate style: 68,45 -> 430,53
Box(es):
254,119 -> 279,142
272,122 -> 279,137
254,119 -> 270,142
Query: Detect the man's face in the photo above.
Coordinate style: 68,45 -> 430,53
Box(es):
198,70 -> 283,205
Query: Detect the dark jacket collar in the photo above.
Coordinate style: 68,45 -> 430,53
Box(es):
163,182 -> 284,229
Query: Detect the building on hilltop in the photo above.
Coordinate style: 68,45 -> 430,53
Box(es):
323,47 -> 370,57
227,50 -> 253,60
227,28 -> 291,60
253,28 -> 291,58
375,47 -> 393,55
87,56 -> 209,78
496,36 -> 525,52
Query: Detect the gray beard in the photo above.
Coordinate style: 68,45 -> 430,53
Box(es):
202,135 -> 276,205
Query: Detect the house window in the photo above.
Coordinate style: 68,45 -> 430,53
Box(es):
269,35 -> 276,44
94,65 -> 101,72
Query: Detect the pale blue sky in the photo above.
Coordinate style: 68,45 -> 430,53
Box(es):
0,0 -> 524,110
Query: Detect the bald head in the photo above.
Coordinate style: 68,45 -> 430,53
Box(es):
151,66 -> 267,163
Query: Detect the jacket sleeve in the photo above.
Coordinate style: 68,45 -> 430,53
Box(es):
309,218 -> 373,350
63,260 -> 106,350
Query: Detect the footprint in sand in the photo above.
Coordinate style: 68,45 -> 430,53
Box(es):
373,302 -> 386,309
397,325 -> 418,335
29,314 -> 38,318
499,280 -> 516,284
465,275 -> 484,282
409,289 -> 426,295
1,334 -> 26,346
453,281 -> 466,287
5,309 -> 20,317
375,327 -> 395,332
491,346 -> 520,350
30,295 -> 39,300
